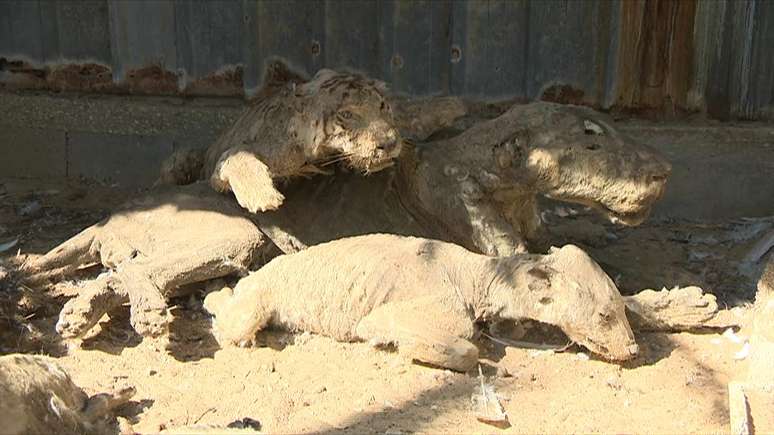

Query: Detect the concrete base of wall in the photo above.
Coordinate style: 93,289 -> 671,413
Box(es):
1,91 -> 772,220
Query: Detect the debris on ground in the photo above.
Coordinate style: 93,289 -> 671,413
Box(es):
623,286 -> 726,331
471,365 -> 509,428
0,238 -> 18,253
728,382 -> 751,435
18,200 -> 42,217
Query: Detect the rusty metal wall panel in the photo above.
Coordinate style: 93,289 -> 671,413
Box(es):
38,1 -> 62,63
174,1 -> 244,78
0,1 -> 45,61
0,0 -> 773,119
108,0 -> 177,77
450,0 -> 529,97
324,0 -> 381,78
382,0 -> 452,95
57,0 -> 112,62
254,0 -> 325,85
526,1 -> 618,103
240,0 -> 260,91
174,0 -> 244,95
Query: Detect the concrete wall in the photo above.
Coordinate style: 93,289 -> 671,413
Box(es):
1,0 -> 773,119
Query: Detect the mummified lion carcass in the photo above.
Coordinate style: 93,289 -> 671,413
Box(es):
160,62 -> 405,214
22,183 -> 267,338
257,101 -> 672,257
0,354 -> 134,435
204,234 -> 640,371
22,96 -> 719,341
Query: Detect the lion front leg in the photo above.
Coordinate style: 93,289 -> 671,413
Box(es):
210,147 -> 285,213
56,273 -> 128,339
355,297 -> 479,372
459,179 -> 527,256
115,264 -> 170,338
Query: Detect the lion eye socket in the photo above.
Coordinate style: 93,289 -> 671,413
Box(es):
339,110 -> 353,119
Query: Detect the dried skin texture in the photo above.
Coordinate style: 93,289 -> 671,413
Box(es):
399,102 -> 672,256
198,67 -> 401,213
204,234 -> 638,370
390,96 -> 467,141
0,354 -> 134,435
255,102 -> 672,258
623,286 -> 720,331
23,183 -> 266,338
160,70 -> 467,211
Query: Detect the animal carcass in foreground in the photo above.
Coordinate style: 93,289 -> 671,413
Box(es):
0,354 -> 134,435
204,234 -> 640,371
22,183 -> 267,338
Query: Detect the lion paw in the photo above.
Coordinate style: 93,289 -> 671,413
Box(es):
233,185 -> 285,213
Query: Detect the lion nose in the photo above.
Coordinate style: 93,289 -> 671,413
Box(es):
627,343 -> 639,356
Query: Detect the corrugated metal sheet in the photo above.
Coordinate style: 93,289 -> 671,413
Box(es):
0,0 -> 772,119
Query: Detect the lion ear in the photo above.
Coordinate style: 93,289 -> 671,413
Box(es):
295,68 -> 338,96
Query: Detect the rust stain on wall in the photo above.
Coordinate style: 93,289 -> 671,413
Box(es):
0,58 -> 251,97
184,66 -> 244,97
122,65 -> 179,95
0,58 -> 48,90
613,0 -> 697,116
48,64 -> 113,92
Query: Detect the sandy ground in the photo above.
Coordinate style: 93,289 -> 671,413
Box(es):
1,177 -> 771,434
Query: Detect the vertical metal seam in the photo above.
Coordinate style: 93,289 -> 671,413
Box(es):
428,1 -> 433,94
36,0 -> 46,63
171,0 -> 181,90
522,0 -> 531,98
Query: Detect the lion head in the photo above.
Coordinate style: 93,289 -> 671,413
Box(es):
492,102 -> 671,226
298,69 -> 402,173
495,244 -> 638,361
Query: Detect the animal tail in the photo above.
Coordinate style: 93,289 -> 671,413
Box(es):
156,147 -> 206,186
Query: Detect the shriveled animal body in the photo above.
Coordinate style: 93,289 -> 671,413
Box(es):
204,234 -> 639,371
399,102 -> 671,255
163,64 -> 402,214
0,354 -> 133,435
256,102 -> 672,257
22,183 -> 267,338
